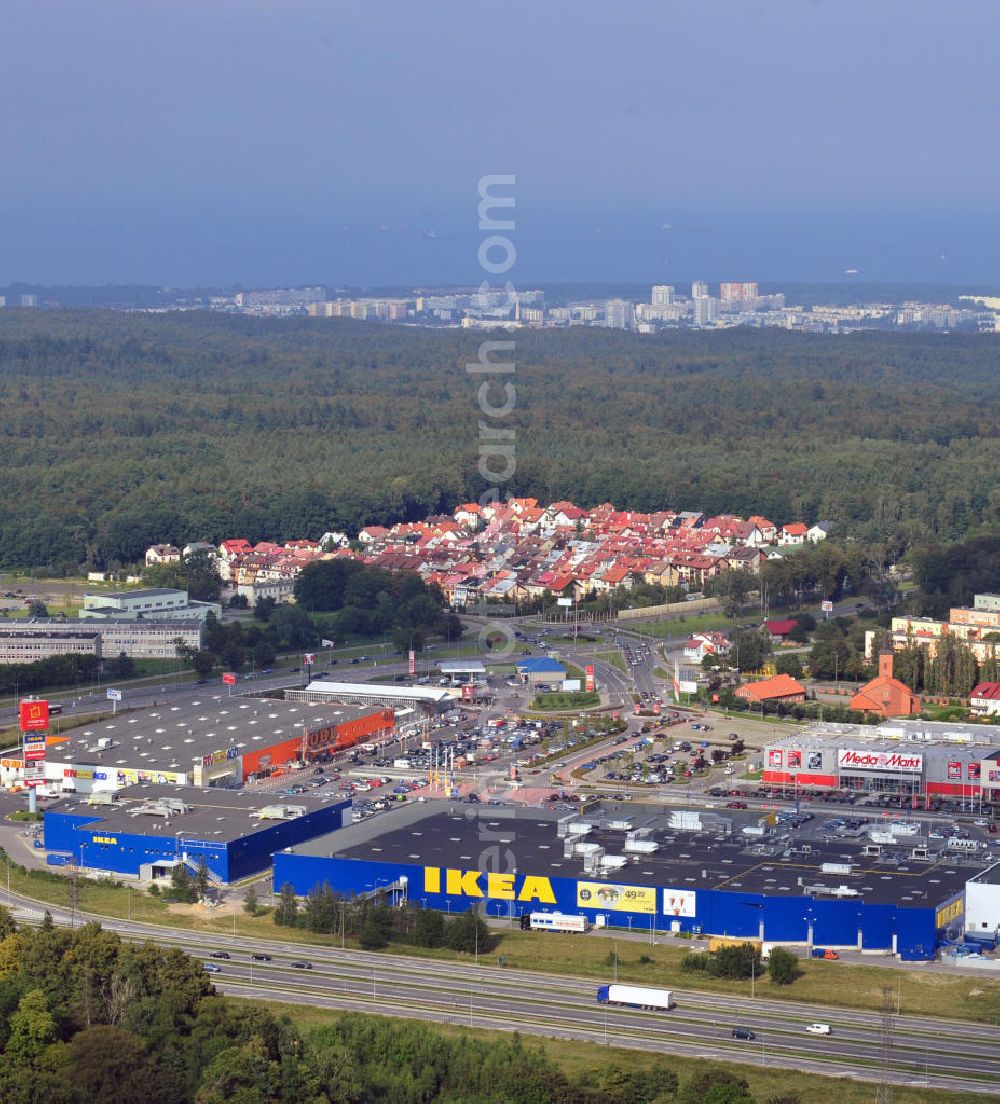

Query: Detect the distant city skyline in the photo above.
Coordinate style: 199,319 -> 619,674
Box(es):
2,0 -> 1000,285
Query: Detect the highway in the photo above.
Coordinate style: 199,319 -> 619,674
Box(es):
7,889 -> 998,1097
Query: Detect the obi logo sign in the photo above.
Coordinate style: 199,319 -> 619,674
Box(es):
423,867 -> 556,903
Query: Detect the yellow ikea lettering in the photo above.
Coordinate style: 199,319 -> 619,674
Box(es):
486,872 -> 516,899
424,866 -> 441,894
518,876 -> 556,904
92,836 -> 117,845
445,868 -> 484,897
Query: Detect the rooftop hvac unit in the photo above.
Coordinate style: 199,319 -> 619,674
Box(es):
624,839 -> 660,854
820,862 -> 853,876
605,820 -> 634,832
582,847 -> 606,874
566,821 -> 593,835
256,804 -> 307,821
599,855 -> 628,872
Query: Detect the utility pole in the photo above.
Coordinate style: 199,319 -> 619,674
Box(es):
875,985 -> 895,1104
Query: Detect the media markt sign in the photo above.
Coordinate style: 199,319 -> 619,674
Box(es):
837,749 -> 923,774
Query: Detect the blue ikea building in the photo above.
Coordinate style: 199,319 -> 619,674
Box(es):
44,785 -> 350,884
272,802 -> 976,960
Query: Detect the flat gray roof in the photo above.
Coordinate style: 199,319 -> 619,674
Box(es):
88,588 -> 185,600
295,680 -> 452,703
289,799 -> 991,908
53,783 -> 348,844
47,693 -> 377,771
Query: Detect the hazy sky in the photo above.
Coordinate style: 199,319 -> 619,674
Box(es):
3,0 -> 999,286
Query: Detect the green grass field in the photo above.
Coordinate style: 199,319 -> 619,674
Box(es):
593,649 -> 627,671
248,999 -> 985,1104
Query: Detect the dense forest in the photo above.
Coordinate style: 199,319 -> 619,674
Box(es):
0,310 -> 997,569
0,910 -> 802,1103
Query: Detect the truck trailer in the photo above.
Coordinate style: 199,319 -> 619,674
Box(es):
596,984 -> 675,1011
520,912 -> 588,933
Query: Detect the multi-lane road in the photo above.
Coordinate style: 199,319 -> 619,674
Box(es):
6,889 -> 998,1097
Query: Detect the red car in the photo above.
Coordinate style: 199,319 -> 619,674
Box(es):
726,800 -> 748,809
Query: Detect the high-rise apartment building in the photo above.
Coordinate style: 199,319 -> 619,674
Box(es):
605,299 -> 634,329
692,296 -> 719,325
720,282 -> 759,302
651,285 -> 675,307
691,280 -> 709,299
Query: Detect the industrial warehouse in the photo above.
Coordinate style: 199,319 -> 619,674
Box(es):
43,784 -> 351,883
271,798 -> 998,959
1,692 -> 395,794
762,719 -> 1000,803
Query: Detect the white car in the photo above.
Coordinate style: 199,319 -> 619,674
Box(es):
805,1023 -> 831,1036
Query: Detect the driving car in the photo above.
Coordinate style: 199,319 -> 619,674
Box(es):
251,953 -> 272,962
290,960 -> 313,970
208,951 -> 230,959
731,1027 -> 756,1040
805,1023 -> 831,1035
203,963 -> 222,973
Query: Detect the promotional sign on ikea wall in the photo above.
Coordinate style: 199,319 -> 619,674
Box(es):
577,880 -> 656,914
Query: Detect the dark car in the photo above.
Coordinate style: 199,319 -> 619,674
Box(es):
290,960 -> 313,970
351,657 -> 360,664
732,1027 -> 756,1040
209,951 -> 230,959
251,953 -> 272,962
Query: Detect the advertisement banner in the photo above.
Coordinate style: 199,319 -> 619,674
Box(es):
303,653 -> 315,666
663,888 -> 697,918
837,749 -> 922,774
576,880 -> 657,914
947,761 -> 962,780
821,600 -> 834,613
106,688 -> 122,701
19,700 -> 49,732
679,679 -> 698,695
989,769 -> 1000,783
585,665 -> 595,692
222,672 -> 237,686
769,749 -> 783,767
968,763 -> 980,780
807,751 -> 823,770
22,733 -> 46,763
787,750 -> 802,768
408,650 -> 416,676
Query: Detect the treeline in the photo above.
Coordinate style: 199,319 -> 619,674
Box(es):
0,652 -> 100,697
272,882 -> 493,953
0,311 -> 998,569
908,534 -> 1000,618
0,908 -> 803,1104
293,560 -> 461,651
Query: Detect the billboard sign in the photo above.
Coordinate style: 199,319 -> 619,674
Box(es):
821,600 -> 834,613
222,672 -> 237,686
837,749 -> 922,774
22,732 -> 47,763
678,679 -> 698,695
769,750 -> 783,767
303,653 -> 315,666
19,700 -> 49,732
585,664 -> 595,692
576,880 -> 656,915
663,888 -> 697,917
947,761 -> 962,780
787,750 -> 802,768
557,597 -> 573,607
408,650 -> 416,676
106,688 -> 122,701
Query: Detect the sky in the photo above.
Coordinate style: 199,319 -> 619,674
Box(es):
2,0 -> 999,288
